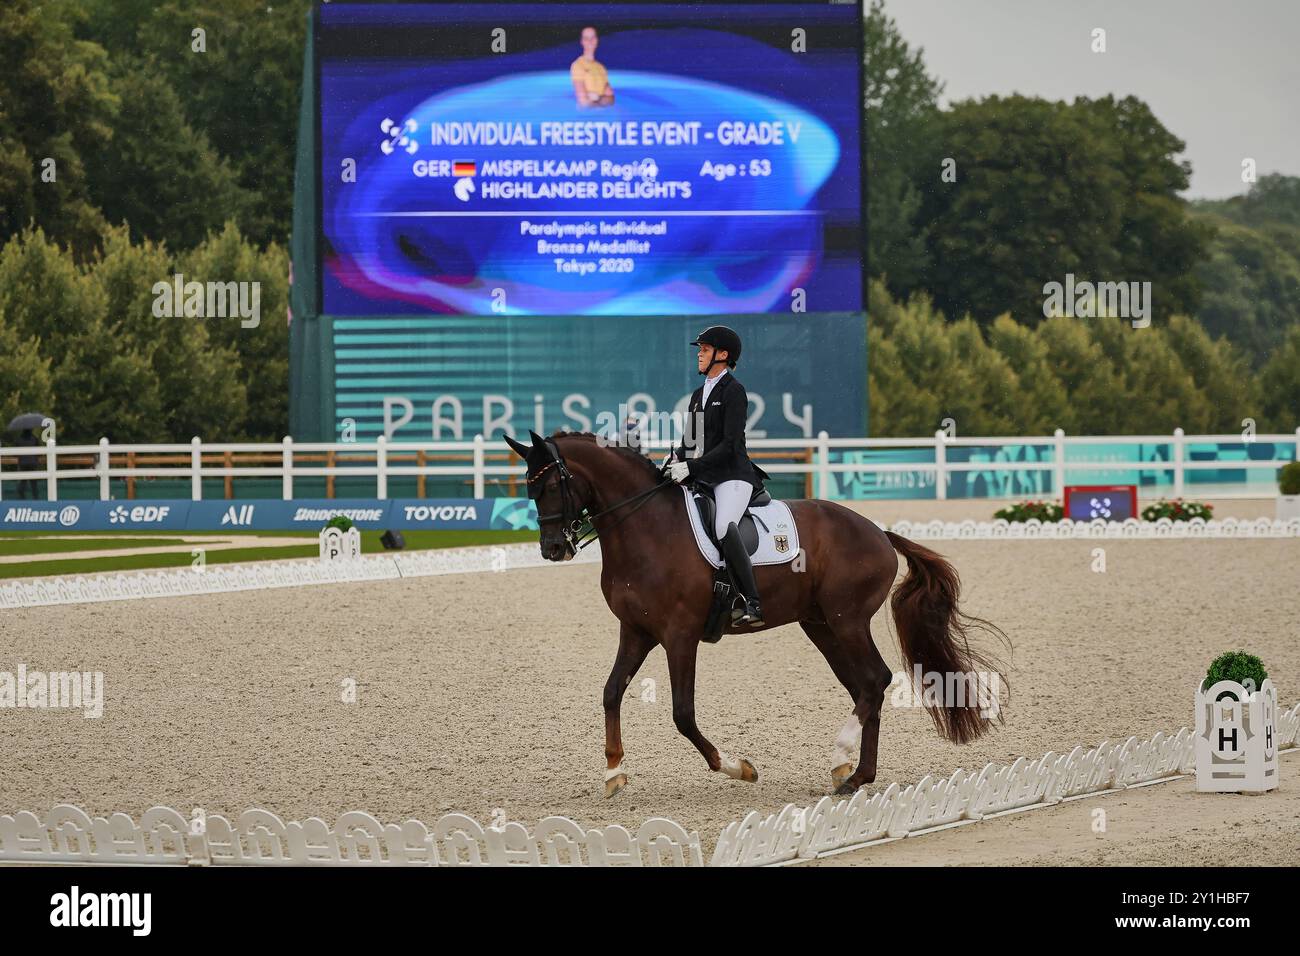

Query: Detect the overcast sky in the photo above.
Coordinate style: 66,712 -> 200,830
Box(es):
878,0 -> 1300,198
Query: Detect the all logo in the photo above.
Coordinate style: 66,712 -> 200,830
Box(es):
221,505 -> 256,526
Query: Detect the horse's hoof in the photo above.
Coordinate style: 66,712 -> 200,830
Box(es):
831,763 -> 854,789
604,773 -> 628,799
718,753 -> 759,782
835,779 -> 859,796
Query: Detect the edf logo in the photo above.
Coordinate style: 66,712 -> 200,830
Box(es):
108,505 -> 171,524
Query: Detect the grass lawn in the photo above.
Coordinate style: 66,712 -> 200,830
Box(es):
0,537 -> 192,557
0,529 -> 539,580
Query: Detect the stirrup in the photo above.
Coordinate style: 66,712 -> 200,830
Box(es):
734,600 -> 765,627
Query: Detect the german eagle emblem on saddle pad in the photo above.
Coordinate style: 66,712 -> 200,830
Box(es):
681,487 -> 801,570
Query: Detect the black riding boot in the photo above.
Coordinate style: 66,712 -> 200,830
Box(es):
720,522 -> 764,627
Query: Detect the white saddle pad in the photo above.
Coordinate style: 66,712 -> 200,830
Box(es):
681,487 -> 801,569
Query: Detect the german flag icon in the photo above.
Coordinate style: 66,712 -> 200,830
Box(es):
453,161 -> 476,177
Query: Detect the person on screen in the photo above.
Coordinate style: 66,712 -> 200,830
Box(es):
571,26 -> 614,107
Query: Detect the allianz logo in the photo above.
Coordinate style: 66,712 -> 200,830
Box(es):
4,505 -> 82,526
108,505 -> 171,524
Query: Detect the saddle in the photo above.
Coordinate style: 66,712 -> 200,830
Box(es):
691,482 -> 772,554
691,482 -> 772,642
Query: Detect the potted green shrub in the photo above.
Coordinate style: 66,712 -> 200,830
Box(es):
1203,650 -> 1268,700
1277,461 -> 1300,521
1194,651 -> 1277,794
319,513 -> 361,561
324,514 -> 355,533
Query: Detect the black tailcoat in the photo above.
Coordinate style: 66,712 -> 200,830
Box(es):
675,372 -> 770,488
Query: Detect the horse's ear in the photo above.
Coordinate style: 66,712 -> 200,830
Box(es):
503,434 -> 529,459
528,430 -> 545,447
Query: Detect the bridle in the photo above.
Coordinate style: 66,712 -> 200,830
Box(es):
529,438 -> 672,553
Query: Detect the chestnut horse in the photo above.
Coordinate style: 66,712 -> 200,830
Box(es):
504,430 -> 1007,798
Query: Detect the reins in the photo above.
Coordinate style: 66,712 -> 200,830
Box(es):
531,441 -> 673,552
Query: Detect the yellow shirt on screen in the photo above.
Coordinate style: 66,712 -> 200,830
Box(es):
571,57 -> 609,97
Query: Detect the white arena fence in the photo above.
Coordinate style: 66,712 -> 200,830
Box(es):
1,428 -> 1297,502
3,515 -> 1298,613
3,703 -> 1296,867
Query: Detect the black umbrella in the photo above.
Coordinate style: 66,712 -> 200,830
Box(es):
5,413 -> 50,432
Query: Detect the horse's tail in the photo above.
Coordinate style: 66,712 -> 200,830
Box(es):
884,531 -> 1009,745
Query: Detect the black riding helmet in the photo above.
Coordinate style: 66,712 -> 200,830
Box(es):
691,325 -> 742,374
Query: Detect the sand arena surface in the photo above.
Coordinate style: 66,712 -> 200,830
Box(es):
0,498 -> 1297,865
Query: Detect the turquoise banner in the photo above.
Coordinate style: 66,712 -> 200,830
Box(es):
828,440 -> 1299,500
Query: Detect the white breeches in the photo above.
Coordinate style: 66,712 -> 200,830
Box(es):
713,480 -> 753,540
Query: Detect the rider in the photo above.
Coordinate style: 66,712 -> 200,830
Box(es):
665,326 -> 770,627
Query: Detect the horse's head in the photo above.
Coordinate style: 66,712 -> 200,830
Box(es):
503,430 -> 593,561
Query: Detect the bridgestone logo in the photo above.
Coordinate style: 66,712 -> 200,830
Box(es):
293,508 -> 385,522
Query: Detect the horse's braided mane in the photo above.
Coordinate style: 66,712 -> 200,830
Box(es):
551,430 -> 663,483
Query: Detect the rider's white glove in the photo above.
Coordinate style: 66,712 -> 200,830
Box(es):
669,461 -> 691,483
660,452 -> 675,470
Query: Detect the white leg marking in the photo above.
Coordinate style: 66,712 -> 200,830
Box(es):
832,713 -> 862,768
717,751 -> 745,779
604,762 -> 626,782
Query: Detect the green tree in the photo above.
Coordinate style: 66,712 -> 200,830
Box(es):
1260,325 -> 1300,431
1201,173 -> 1300,231
0,307 -> 54,428
0,0 -> 117,256
985,315 -> 1069,432
864,0 -> 942,295
88,58 -> 250,249
916,94 -> 1208,326
1192,215 -> 1300,365
1162,314 -> 1256,432
132,1 -> 312,246
0,227 -> 162,441
866,282 -> 1020,436
1027,315 -> 1125,433
917,96 -> 1126,324
1078,96 -> 1211,322
179,224 -> 290,440
88,227 -> 247,441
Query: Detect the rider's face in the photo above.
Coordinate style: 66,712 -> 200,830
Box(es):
697,344 -> 728,374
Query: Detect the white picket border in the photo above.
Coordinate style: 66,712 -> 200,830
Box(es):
0,542 -> 601,611
709,701 -> 1300,867
882,516 -> 1300,540
0,805 -> 703,867
3,702 -> 1294,867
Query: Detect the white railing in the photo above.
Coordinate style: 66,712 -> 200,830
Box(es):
4,707 -> 1296,866
0,428 -> 1296,501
